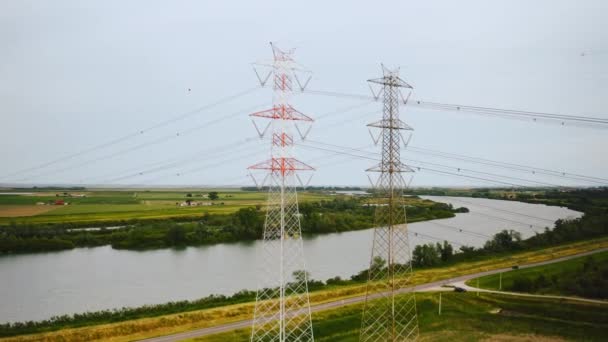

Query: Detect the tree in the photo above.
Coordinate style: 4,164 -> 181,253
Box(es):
235,207 -> 263,238
437,241 -> 454,262
292,270 -> 310,283
412,244 -> 441,267
165,225 -> 187,245
484,229 -> 522,252
208,192 -> 219,201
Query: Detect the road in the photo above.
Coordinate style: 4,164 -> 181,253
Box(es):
140,247 -> 608,342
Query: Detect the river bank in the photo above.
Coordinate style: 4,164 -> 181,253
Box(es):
0,196 -> 581,323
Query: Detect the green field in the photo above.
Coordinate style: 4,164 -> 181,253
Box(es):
468,250 -> 608,299
192,292 -> 608,342
0,189 -> 331,225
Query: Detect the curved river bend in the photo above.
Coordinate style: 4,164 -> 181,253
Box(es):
0,196 -> 581,323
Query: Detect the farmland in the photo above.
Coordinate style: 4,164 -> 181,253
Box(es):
0,188 -> 464,253
0,189 -> 331,226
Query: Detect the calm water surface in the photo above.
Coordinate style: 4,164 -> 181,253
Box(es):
0,196 -> 581,323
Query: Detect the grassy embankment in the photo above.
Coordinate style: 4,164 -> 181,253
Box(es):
2,237 -> 606,342
193,292 -> 608,342
468,250 -> 608,299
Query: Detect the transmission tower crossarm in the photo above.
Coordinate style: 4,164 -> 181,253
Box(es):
249,43 -> 315,342
360,65 -> 419,342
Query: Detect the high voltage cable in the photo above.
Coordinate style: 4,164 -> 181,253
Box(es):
14,103 -> 267,183
98,137 -> 261,184
115,145 -> 268,188
421,220 -> 492,240
468,211 -> 546,232
0,86 -> 261,181
79,101 -> 373,187
407,146 -> 608,185
416,101 -> 608,124
402,158 -> 563,187
295,88 -> 608,127
408,231 -> 465,247
443,197 -> 556,224
299,101 -> 606,185
295,142 -> 525,187
301,138 -> 605,187
299,140 -> 549,187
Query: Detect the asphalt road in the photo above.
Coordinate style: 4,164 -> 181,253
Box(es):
140,247 -> 608,342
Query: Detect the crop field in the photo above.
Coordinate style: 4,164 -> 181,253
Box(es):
0,189 -> 333,225
0,205 -> 60,217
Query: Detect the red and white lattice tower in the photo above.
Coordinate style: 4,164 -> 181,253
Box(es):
249,43 -> 315,342
360,65 -> 419,342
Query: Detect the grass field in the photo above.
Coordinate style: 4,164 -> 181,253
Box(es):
468,250 -> 608,295
3,237 -> 606,341
192,292 -> 608,342
0,189 -> 333,225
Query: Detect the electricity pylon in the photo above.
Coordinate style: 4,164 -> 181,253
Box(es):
360,65 -> 419,342
249,43 -> 315,342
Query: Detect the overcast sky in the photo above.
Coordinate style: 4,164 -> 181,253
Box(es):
1,0 -> 607,188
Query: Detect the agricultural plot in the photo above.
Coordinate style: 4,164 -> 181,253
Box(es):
0,205 -> 59,217
0,189 -> 335,225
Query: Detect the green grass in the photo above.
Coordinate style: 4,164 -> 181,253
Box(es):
191,293 -> 608,341
468,250 -> 608,294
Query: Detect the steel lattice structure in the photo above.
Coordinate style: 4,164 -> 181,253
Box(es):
360,66 -> 419,342
249,43 -> 315,342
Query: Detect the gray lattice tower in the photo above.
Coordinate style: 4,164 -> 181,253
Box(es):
360,65 -> 419,342
248,43 -> 315,342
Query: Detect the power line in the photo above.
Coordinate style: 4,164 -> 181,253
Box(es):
300,138 -> 605,188
297,140 -> 532,187
420,220 -> 493,240
85,98 -> 375,187
0,86 -> 261,181
116,145 -> 268,188
402,158 -> 563,187
98,137 -> 261,184
468,211 -> 546,232
296,142 -> 523,187
443,197 -> 556,224
407,146 -> 608,185
408,231 -> 466,247
295,88 -> 608,128
13,103 -> 267,183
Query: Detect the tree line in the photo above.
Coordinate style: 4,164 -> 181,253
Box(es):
0,198 -> 461,253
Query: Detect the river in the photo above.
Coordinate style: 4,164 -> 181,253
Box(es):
0,196 -> 581,323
